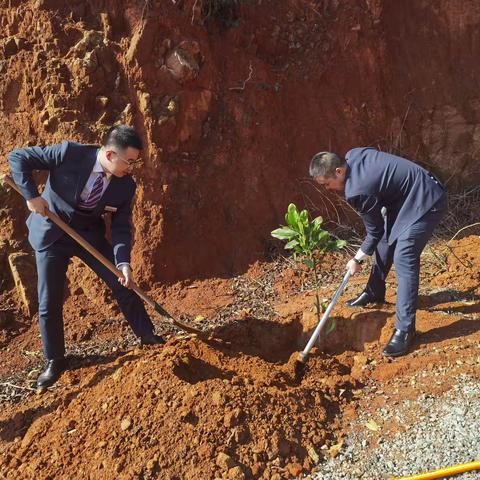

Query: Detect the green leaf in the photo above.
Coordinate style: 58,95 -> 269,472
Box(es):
286,203 -> 299,227
297,218 -> 305,235
326,239 -> 348,251
310,229 -> 330,250
299,209 -> 309,225
271,227 -> 297,240
325,317 -> 337,334
285,239 -> 299,249
303,258 -> 314,269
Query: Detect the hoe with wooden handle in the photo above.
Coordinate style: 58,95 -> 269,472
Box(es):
1,174 -> 203,337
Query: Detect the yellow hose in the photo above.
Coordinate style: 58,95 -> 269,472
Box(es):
392,460 -> 480,480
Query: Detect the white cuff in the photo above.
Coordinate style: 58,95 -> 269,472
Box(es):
116,262 -> 130,269
354,249 -> 369,261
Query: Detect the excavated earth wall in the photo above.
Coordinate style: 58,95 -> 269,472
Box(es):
1,0 -> 480,282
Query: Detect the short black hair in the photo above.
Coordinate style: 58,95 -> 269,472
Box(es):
103,124 -> 143,151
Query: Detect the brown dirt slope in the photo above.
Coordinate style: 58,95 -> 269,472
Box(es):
0,236 -> 479,479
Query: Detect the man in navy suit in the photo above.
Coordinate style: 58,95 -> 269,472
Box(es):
8,125 -> 165,388
309,148 -> 447,357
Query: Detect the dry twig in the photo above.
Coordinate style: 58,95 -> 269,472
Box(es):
191,0 -> 199,25
0,382 -> 36,391
448,222 -> 480,243
229,62 -> 253,91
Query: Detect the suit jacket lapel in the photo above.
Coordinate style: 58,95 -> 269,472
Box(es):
74,147 -> 99,203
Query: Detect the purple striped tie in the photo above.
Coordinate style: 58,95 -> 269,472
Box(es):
78,173 -> 105,209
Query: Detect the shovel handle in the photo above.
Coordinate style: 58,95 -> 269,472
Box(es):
0,174 -> 202,335
299,270 -> 351,361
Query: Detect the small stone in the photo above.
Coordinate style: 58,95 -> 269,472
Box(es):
212,391 -> 225,406
234,425 -> 250,444
137,90 -> 151,116
307,445 -> 320,464
146,459 -> 157,470
216,452 -> 235,470
14,37 -> 27,50
96,96 -> 109,108
227,465 -> 245,480
112,367 -> 123,382
3,37 -> 18,57
286,462 -> 303,476
224,408 -> 242,427
165,41 -> 200,84
120,416 -> 132,431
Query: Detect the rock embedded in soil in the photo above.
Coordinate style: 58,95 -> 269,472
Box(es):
287,462 -> 304,476
8,252 -> 38,317
165,41 -> 201,84
212,390 -> 226,406
120,416 -> 132,431
216,452 -> 236,470
224,407 -> 242,427
227,465 -> 246,480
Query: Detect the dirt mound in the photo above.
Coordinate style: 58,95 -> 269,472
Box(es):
429,235 -> 480,294
0,317 -> 358,480
1,237 -> 479,479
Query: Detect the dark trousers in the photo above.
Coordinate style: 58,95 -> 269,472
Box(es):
364,195 -> 447,332
35,233 -> 154,359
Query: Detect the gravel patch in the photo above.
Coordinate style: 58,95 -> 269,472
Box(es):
311,375 -> 480,479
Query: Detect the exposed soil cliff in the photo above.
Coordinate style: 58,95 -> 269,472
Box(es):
1,0 -> 479,281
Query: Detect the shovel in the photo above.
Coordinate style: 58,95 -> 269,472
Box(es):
1,174 -> 203,337
297,270 -> 351,365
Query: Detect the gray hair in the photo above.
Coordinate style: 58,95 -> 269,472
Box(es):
309,151 -> 345,178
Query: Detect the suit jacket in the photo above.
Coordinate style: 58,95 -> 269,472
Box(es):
345,147 -> 445,255
8,141 -> 136,265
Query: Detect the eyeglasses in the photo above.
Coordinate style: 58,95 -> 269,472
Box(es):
111,150 -> 143,167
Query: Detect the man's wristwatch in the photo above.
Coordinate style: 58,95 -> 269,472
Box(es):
352,257 -> 364,265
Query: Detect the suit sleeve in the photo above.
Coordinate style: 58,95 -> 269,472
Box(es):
347,194 -> 384,255
111,183 -> 136,266
7,143 -> 67,200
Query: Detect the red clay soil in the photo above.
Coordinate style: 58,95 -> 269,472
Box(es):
1,0 -> 480,282
0,236 -> 479,479
1,1 -> 480,478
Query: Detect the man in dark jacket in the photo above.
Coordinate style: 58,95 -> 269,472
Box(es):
8,124 -> 165,388
309,147 -> 447,357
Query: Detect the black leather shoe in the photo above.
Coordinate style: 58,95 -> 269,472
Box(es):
383,328 -> 416,357
345,292 -> 385,307
37,358 -> 67,389
140,334 -> 166,346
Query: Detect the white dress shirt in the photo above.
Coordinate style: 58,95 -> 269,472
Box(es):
78,151 -> 129,270
79,151 -> 111,202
